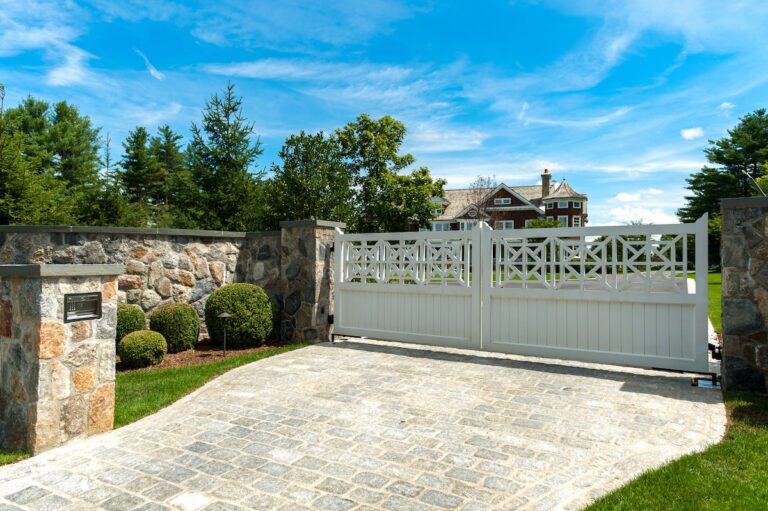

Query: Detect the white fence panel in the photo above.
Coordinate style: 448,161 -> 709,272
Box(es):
334,215 -> 709,373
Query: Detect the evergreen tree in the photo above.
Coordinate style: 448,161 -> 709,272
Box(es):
0,116 -> 75,225
120,126 -> 159,203
187,83 -> 265,231
3,96 -> 53,171
47,101 -> 101,187
678,108 -> 768,222
149,125 -> 187,206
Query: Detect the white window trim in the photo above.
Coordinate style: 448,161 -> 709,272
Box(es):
431,221 -> 452,232
458,220 -> 478,231
494,197 -> 512,206
431,207 -> 443,216
573,216 -> 581,227
546,216 -> 554,221
558,201 -> 568,208
546,202 -> 554,210
557,215 -> 568,227
525,219 -> 534,227
494,220 -> 515,230
572,201 -> 582,208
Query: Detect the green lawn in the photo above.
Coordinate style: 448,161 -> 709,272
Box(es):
114,343 -> 307,428
0,450 -> 28,466
709,272 -> 722,334
587,391 -> 768,510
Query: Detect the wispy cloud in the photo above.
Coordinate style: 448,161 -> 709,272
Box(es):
517,102 -> 631,128
125,101 -> 183,126
680,126 -> 704,140
134,48 -> 165,80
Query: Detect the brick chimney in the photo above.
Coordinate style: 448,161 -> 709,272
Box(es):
541,168 -> 551,198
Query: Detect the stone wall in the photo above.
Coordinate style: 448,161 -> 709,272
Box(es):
0,222 -> 341,343
0,264 -> 122,453
721,197 -> 768,391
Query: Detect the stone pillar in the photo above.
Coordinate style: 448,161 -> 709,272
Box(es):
278,220 -> 344,344
721,198 -> 768,391
0,264 -> 123,454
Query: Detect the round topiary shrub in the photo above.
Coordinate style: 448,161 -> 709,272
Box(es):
205,283 -> 273,348
116,304 -> 145,345
118,330 -> 167,369
149,303 -> 199,353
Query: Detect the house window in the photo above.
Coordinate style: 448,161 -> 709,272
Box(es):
458,220 -> 477,231
557,215 -> 568,227
431,222 -> 451,232
558,201 -> 568,208
546,216 -> 554,221
494,197 -> 512,206
525,219 -> 534,227
573,216 -> 581,227
546,202 -> 554,210
431,207 -> 443,216
494,220 -> 515,230
572,201 -> 582,209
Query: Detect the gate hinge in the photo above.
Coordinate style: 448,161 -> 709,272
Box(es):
329,242 -> 335,253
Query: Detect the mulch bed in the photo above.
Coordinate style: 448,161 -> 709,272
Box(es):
117,338 -> 287,372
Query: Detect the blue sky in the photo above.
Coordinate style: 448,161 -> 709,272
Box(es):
2,0 -> 767,225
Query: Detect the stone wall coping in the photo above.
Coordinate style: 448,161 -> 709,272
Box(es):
721,197 -> 768,209
0,264 -> 125,277
279,219 -> 347,229
0,225 -> 252,238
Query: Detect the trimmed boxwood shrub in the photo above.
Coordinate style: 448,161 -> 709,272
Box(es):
205,283 -> 273,348
150,303 -> 199,353
116,304 -> 145,345
118,330 -> 167,369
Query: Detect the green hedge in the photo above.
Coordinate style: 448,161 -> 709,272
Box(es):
205,283 -> 273,348
118,330 -> 167,369
116,304 -> 145,345
150,303 -> 199,353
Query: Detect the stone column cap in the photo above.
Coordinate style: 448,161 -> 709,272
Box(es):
0,264 -> 125,278
721,197 -> 768,208
279,219 -> 347,229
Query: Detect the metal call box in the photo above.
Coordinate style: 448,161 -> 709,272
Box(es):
64,292 -> 102,323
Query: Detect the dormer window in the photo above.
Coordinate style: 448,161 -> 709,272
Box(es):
494,197 -> 512,205
572,201 -> 582,208
431,207 -> 443,216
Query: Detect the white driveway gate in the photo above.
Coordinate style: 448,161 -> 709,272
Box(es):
333,215 -> 709,372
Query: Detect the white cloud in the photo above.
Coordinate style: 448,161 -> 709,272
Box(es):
46,46 -> 98,86
643,188 -> 664,195
719,101 -> 735,111
614,192 -> 640,202
680,127 -> 704,140
518,103 -> 631,128
407,128 -> 488,153
134,49 -> 165,80
125,102 -> 183,126
605,205 -> 679,225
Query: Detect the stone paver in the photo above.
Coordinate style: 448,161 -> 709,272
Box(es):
0,340 -> 725,510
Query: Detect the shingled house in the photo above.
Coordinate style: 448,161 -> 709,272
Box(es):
426,169 -> 587,231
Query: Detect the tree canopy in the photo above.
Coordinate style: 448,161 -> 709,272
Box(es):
0,85 -> 444,233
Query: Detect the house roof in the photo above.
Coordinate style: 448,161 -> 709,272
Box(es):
545,179 -> 586,200
437,179 -> 586,221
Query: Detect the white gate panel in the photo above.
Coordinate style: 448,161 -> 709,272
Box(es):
482,216 -> 709,372
334,215 -> 709,373
334,229 -> 481,350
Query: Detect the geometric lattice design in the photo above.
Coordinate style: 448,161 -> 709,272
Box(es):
344,237 -> 471,286
493,231 -> 691,293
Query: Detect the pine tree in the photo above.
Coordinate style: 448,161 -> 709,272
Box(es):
149,125 -> 186,206
120,126 -> 160,203
47,101 -> 101,187
187,83 -> 265,231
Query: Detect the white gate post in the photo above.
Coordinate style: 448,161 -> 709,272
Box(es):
694,214 -> 709,370
476,222 -> 492,350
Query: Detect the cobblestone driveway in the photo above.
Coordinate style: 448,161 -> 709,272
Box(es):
0,340 -> 725,511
